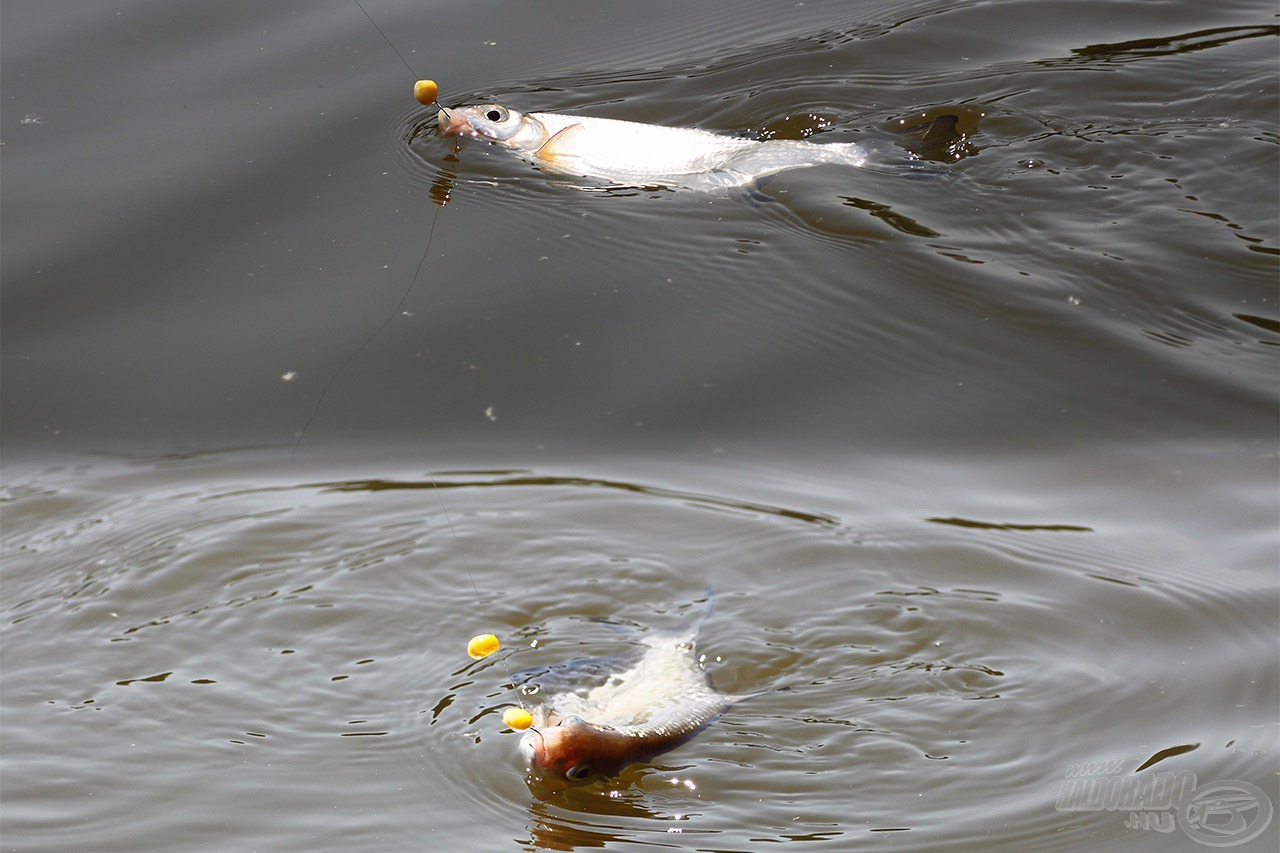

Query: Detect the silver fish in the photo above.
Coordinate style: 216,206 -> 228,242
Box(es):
438,103 -> 869,190
515,598 -> 760,786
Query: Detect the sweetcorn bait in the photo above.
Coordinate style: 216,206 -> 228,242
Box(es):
503,707 -> 533,730
467,633 -> 500,660
414,79 -> 439,106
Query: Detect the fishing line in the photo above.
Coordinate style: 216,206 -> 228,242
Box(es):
352,0 -> 418,80
335,0 -> 529,717
292,217 -> 436,453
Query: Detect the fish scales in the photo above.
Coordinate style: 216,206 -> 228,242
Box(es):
536,629 -> 728,733
516,602 -> 756,785
438,103 -> 870,190
526,112 -> 789,186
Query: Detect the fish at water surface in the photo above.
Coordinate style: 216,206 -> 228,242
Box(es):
438,103 -> 878,191
514,597 -> 764,786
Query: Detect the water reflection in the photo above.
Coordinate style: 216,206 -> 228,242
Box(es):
521,770 -> 694,851
1071,25 -> 1280,62
428,158 -> 457,207
308,471 -> 841,528
840,195 -> 941,238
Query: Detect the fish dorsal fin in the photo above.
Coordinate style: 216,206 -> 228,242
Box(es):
535,123 -> 587,164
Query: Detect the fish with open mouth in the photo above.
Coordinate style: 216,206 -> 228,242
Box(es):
514,596 -> 765,786
437,103 -> 879,191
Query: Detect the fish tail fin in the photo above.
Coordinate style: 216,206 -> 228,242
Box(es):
588,616 -> 645,638
729,683 -> 793,705
689,586 -> 715,633
591,586 -> 715,638
888,113 -> 961,152
866,108 -> 980,172
857,142 -> 955,179
660,587 -> 716,646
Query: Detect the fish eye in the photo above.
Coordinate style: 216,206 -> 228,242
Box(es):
485,106 -> 509,123
564,764 -> 592,782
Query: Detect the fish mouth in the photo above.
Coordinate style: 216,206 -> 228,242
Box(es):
518,731 -> 539,765
519,731 -> 570,789
437,109 -> 477,138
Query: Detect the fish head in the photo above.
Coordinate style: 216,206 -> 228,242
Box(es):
437,104 -> 548,153
519,716 -> 633,786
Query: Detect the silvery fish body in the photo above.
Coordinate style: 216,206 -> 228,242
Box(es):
515,600 -> 752,785
438,104 -> 868,190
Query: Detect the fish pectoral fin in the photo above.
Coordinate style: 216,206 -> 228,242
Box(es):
735,182 -> 776,207
534,123 -> 587,165
702,168 -> 756,191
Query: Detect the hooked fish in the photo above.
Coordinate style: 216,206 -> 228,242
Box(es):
437,103 -> 875,190
515,597 -> 760,785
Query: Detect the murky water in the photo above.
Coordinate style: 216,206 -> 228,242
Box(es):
2,0 -> 1276,851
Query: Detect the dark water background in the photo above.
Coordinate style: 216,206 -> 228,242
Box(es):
2,0 -> 1277,850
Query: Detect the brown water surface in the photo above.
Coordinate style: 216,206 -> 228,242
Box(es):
2,1 -> 1276,851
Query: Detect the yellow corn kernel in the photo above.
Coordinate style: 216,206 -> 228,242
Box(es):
414,79 -> 439,106
467,633 -> 499,660
503,707 -> 533,730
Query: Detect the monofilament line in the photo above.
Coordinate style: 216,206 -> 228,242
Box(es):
352,0 -> 420,79
292,212 -> 438,453
347,0 -> 527,711
431,471 -> 530,714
